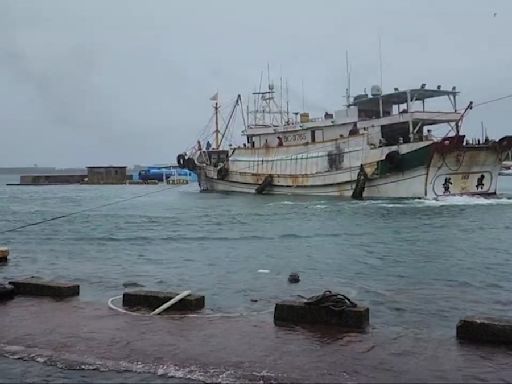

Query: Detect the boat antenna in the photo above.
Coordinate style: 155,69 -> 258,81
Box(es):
345,50 -> 351,106
286,79 -> 289,122
280,74 -> 283,126
267,62 -> 270,89
214,92 -> 219,149
246,94 -> 250,128
379,35 -> 383,90
301,79 -> 305,112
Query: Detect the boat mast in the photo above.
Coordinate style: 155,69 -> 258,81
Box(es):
286,79 -> 289,123
214,98 -> 219,149
280,75 -> 283,126
345,50 -> 351,106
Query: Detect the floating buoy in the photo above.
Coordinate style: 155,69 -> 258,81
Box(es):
0,247 -> 9,262
288,272 -> 300,284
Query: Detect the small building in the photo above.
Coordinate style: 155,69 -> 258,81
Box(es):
86,166 -> 127,184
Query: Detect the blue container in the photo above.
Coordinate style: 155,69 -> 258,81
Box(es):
138,167 -> 196,182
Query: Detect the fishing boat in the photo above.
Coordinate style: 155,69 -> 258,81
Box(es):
177,81 -> 512,198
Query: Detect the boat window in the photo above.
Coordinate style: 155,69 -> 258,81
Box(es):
381,124 -> 411,145
311,130 -> 316,143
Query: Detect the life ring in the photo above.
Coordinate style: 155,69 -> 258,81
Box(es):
177,154 -> 186,169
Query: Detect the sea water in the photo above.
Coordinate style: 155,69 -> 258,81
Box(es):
2,175 -> 512,382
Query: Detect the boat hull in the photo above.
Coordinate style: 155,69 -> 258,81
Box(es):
195,140 -> 508,199
198,167 -> 428,198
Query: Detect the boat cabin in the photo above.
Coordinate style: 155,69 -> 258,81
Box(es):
244,86 -> 461,149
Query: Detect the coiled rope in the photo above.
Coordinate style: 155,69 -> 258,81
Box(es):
298,290 -> 357,311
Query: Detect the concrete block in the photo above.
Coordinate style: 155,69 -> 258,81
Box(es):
457,316 -> 512,344
123,290 -> 205,312
274,300 -> 369,329
0,283 -> 15,301
9,277 -> 80,298
0,247 -> 9,263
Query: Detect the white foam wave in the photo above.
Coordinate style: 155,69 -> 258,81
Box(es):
0,343 -> 276,383
377,196 -> 512,208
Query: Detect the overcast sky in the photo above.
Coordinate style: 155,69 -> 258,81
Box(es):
1,0 -> 511,167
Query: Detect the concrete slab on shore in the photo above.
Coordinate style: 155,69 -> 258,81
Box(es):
274,300 -> 369,329
123,290 -> 205,312
0,284 -> 14,301
457,316 -> 512,344
0,247 -> 8,263
9,277 -> 80,298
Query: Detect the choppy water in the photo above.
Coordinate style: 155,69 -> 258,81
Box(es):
2,174 -> 512,382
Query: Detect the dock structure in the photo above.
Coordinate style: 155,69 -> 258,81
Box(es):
14,174 -> 87,185
86,166 -> 127,184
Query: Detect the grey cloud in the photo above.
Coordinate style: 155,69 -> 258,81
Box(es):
1,0 -> 512,167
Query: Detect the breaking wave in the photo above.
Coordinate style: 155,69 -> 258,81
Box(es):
0,344 -> 278,383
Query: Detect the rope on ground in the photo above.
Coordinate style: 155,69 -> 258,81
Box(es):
107,295 -> 273,318
0,186 -> 177,234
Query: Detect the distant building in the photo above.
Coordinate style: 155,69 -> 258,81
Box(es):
86,166 -> 127,184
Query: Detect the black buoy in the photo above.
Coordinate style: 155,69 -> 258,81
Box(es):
288,272 -> 300,284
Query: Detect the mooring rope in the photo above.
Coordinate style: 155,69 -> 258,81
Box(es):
0,186 -> 177,234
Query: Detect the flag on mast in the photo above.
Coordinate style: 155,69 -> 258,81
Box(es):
209,92 -> 218,101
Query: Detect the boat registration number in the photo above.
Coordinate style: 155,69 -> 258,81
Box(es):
283,133 -> 307,143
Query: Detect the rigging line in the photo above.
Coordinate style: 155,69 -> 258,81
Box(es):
472,93 -> 512,108
0,186 -> 177,234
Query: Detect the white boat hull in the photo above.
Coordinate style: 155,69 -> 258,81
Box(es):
192,136 -> 511,199
199,167 -> 429,198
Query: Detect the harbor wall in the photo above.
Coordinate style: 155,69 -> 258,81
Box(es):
19,174 -> 87,185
